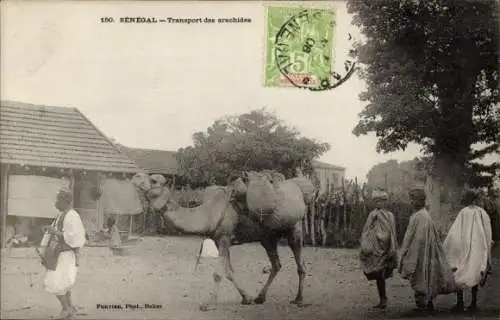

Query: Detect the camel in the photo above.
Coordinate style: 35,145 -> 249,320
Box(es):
132,171 -> 315,309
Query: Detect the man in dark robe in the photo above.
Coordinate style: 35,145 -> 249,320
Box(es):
398,186 -> 456,312
360,189 -> 398,309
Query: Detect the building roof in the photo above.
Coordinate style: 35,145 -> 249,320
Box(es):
0,100 -> 140,173
118,145 -> 179,175
312,159 -> 345,171
117,146 -> 344,176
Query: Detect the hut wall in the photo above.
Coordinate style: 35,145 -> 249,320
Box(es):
74,171 -> 100,238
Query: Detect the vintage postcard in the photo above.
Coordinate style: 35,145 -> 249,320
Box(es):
1,1 -> 498,320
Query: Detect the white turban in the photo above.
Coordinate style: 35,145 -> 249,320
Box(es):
372,189 -> 388,200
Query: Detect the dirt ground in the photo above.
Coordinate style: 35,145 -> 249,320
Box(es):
1,236 -> 499,320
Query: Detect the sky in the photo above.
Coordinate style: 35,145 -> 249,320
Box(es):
1,1 -> 423,181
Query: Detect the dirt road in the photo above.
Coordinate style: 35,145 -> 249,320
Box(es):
1,236 -> 499,320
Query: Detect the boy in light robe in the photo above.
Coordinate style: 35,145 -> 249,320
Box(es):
443,189 -> 493,312
360,189 -> 398,309
40,187 -> 86,319
398,187 -> 456,312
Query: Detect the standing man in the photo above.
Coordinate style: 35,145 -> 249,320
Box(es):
398,186 -> 456,312
41,187 -> 86,319
360,189 -> 398,309
443,189 -> 493,312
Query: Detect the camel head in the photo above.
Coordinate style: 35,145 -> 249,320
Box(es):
131,173 -> 168,194
131,172 -> 152,192
147,174 -> 167,197
131,173 -> 172,208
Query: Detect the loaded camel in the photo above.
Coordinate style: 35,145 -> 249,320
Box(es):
132,171 -> 316,309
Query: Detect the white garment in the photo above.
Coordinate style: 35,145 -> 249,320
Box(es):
443,205 -> 493,288
44,251 -> 78,295
43,209 -> 86,295
200,239 -> 219,258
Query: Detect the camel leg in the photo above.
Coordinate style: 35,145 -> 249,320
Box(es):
287,223 -> 306,306
218,235 -> 253,305
254,235 -> 281,304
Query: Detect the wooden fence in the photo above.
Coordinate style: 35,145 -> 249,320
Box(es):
136,178 -> 499,246
302,178 -> 415,248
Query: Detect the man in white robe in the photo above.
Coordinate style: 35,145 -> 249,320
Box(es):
40,187 -> 86,319
443,189 -> 493,312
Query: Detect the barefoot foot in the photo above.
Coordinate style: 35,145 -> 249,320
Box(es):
450,304 -> 465,313
241,296 -> 254,305
467,305 -> 480,313
290,299 -> 305,307
57,309 -> 73,320
254,295 -> 266,304
199,304 -> 216,312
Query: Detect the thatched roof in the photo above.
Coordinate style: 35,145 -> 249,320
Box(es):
0,100 -> 139,173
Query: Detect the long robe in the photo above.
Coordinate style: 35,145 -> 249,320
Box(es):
360,208 -> 398,280
41,209 -> 86,295
443,205 -> 493,289
399,208 -> 457,301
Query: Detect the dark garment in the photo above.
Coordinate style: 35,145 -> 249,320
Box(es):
360,209 -> 398,280
399,209 -> 457,301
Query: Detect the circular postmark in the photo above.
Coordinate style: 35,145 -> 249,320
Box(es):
272,8 -> 357,91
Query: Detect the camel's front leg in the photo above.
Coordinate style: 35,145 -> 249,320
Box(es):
199,235 -> 252,311
218,235 -> 253,304
287,223 -> 306,306
254,235 -> 281,304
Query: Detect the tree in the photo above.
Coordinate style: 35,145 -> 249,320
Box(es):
366,158 -> 425,201
347,0 -> 499,229
176,109 -> 330,187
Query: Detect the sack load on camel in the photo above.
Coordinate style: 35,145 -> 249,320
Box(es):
232,169 -> 315,230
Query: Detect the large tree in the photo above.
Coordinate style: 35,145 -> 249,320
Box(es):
176,109 -> 330,187
347,0 -> 499,229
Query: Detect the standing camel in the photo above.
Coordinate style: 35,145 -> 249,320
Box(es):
133,171 -> 315,309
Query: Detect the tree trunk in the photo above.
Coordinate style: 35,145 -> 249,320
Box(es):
425,154 -> 466,238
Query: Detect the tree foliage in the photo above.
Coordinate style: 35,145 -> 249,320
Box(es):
347,0 -> 499,188
366,158 -> 426,200
176,109 -> 330,186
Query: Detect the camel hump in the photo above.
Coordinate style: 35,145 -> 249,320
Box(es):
290,176 -> 316,204
246,172 -> 279,214
258,180 -> 307,229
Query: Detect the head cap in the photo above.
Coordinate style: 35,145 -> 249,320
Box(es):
408,185 -> 426,201
462,188 -> 480,205
57,186 -> 73,202
372,188 -> 388,200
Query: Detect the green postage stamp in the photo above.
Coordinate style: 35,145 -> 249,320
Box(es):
264,6 -> 336,90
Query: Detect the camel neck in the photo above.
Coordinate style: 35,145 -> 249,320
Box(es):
163,188 -> 230,235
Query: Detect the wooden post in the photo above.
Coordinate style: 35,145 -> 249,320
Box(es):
143,204 -> 147,235
1,164 -> 10,248
320,203 -> 327,246
310,199 -> 315,246
116,213 -> 120,241
128,214 -> 133,239
69,170 -> 75,208
384,173 -> 389,193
